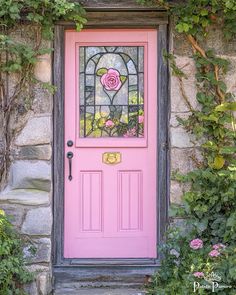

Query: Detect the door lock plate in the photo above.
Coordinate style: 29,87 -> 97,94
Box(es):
103,152 -> 121,165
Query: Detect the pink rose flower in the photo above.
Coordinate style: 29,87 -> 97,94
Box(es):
193,272 -> 204,278
209,250 -> 220,257
123,128 -> 137,138
101,69 -> 122,91
212,243 -> 226,250
138,115 -> 144,124
190,239 -> 203,250
105,120 -> 115,128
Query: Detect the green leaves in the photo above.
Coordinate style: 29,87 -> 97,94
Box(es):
138,0 -> 236,293
219,146 -> 236,154
176,22 -> 192,33
0,36 -> 42,74
212,155 -> 225,169
0,0 -> 87,38
225,0 -> 236,10
215,102 -> 236,111
120,75 -> 127,83
200,8 -> 209,16
96,68 -> 108,76
0,212 -> 33,294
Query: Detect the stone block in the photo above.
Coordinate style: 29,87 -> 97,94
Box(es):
38,272 -> 52,295
173,32 -> 192,56
15,116 -> 51,146
24,238 -> 51,263
0,189 -> 50,206
171,56 -> 198,113
223,56 -> 236,96
13,145 -> 52,161
173,27 -> 236,56
32,84 -> 53,114
171,148 -> 202,174
9,161 -> 51,192
205,27 -> 236,55
21,207 -> 52,235
170,181 -> 190,204
170,126 -> 195,148
170,112 -> 191,128
26,265 -> 50,273
10,25 -> 51,48
0,204 -> 24,227
170,181 -> 183,204
34,54 -> 52,83
24,281 -> 38,295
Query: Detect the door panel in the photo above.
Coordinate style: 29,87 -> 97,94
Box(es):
118,170 -> 142,231
64,29 -> 157,258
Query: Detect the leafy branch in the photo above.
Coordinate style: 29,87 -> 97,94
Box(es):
0,0 -> 86,188
138,0 -> 236,293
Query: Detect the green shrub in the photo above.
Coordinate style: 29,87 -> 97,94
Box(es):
146,226 -> 236,294
0,209 -> 33,295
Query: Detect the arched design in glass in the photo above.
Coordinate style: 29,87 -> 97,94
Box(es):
79,46 -> 144,138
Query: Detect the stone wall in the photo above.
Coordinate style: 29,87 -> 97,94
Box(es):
1,23 -> 236,295
0,27 -> 53,295
170,28 -> 236,206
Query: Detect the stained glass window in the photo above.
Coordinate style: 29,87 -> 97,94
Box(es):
79,46 -> 144,138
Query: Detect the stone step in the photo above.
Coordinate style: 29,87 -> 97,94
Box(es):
53,264 -> 155,295
54,287 -> 145,295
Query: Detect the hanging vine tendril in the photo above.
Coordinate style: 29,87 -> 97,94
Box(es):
0,0 -> 86,189
138,0 -> 236,293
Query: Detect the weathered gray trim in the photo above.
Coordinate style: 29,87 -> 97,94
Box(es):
53,25 -> 65,265
57,11 -> 168,27
53,12 -> 169,287
79,0 -> 184,9
78,0 -> 164,10
157,24 -> 170,248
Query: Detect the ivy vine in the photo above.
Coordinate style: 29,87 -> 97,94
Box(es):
0,0 -> 86,188
1,0 -> 236,293
138,0 -> 236,294
0,1 -> 86,293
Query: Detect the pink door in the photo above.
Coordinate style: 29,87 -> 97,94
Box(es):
64,29 -> 157,258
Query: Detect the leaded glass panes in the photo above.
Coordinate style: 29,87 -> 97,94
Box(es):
79,46 -> 144,138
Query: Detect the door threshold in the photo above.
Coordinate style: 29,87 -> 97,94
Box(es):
69,258 -> 159,266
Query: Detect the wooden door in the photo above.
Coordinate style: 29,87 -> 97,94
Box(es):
64,29 -> 157,258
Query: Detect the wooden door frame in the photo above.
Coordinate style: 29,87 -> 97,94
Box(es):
53,7 -> 170,283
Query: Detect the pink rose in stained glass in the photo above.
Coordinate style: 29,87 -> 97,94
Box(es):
138,115 -> 144,124
101,69 -> 122,91
123,128 -> 137,137
190,239 -> 203,250
105,120 -> 115,128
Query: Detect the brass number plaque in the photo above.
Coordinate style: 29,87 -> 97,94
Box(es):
103,152 -> 121,165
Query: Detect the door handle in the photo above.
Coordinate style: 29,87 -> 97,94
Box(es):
67,152 -> 74,181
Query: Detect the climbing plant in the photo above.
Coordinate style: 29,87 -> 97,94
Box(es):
1,0 -> 236,293
138,0 -> 236,294
0,0 -> 86,188
0,2 -> 86,293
